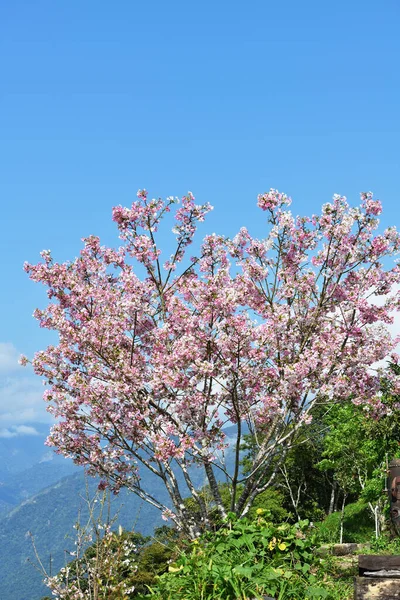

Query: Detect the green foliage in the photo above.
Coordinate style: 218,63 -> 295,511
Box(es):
369,533 -> 400,554
246,488 -> 290,522
40,521 -> 180,599
184,482 -> 289,530
128,539 -> 174,595
137,514 -> 350,600
315,501 -> 374,544
318,403 -> 381,498
318,371 -> 400,509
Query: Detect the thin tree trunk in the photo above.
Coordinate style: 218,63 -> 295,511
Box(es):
339,493 -> 347,544
374,505 -> 379,539
280,464 -> 302,521
328,481 -> 336,515
203,460 -> 228,520
333,488 -> 340,513
378,506 -> 386,535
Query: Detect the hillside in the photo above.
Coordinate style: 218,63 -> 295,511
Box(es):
0,424 -> 239,600
0,458 -> 76,517
0,470 -> 166,600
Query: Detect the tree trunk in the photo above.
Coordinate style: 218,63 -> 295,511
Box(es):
374,505 -> 379,539
333,487 -> 340,513
339,493 -> 347,544
379,507 -> 387,535
328,481 -> 337,515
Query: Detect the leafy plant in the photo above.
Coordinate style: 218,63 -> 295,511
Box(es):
314,501 -> 374,544
138,513 -> 350,599
369,533 -> 400,554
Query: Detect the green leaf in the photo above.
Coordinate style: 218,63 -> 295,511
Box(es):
306,586 -> 329,598
233,565 -> 254,578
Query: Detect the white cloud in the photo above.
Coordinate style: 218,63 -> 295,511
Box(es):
0,341 -> 53,430
0,342 -> 21,372
0,375 -> 53,428
39,451 -> 55,463
0,425 -> 40,438
369,284 -> 400,370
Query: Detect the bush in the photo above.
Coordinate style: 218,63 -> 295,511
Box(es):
369,533 -> 400,554
315,502 -> 374,544
129,540 -> 174,595
137,512 -> 349,600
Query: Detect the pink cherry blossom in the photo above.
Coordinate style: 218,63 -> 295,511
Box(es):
24,189 -> 400,536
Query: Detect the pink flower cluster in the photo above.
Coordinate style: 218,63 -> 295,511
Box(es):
24,188 -> 400,532
257,188 -> 292,211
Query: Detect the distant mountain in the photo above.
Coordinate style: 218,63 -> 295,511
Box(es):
0,424 -> 76,516
0,456 -> 76,517
0,423 -> 57,477
0,470 -> 166,600
0,425 -> 168,600
0,423 -> 244,600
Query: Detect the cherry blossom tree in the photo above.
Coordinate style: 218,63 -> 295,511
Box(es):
23,189 -> 400,537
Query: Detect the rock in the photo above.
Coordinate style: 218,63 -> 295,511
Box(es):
316,544 -> 332,556
355,576 -> 400,598
332,543 -> 359,556
316,542 -> 371,557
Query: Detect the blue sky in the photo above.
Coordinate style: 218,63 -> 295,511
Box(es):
0,0 -> 399,433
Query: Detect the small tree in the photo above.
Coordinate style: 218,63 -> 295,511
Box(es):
24,189 -> 400,536
34,489 -> 141,599
241,409 -> 332,523
318,374 -> 400,541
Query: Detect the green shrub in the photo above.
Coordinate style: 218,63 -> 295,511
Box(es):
184,484 -> 290,531
129,540 -> 174,595
137,512 -> 350,600
369,533 -> 400,554
246,488 -> 290,523
315,502 -> 374,544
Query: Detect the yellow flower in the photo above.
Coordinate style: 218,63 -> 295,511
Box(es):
168,565 -> 183,573
278,542 -> 287,551
256,508 -> 265,515
268,537 -> 277,550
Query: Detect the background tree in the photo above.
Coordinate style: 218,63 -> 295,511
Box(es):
24,189 -> 400,537
240,410 -> 332,524
318,364 -> 400,540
